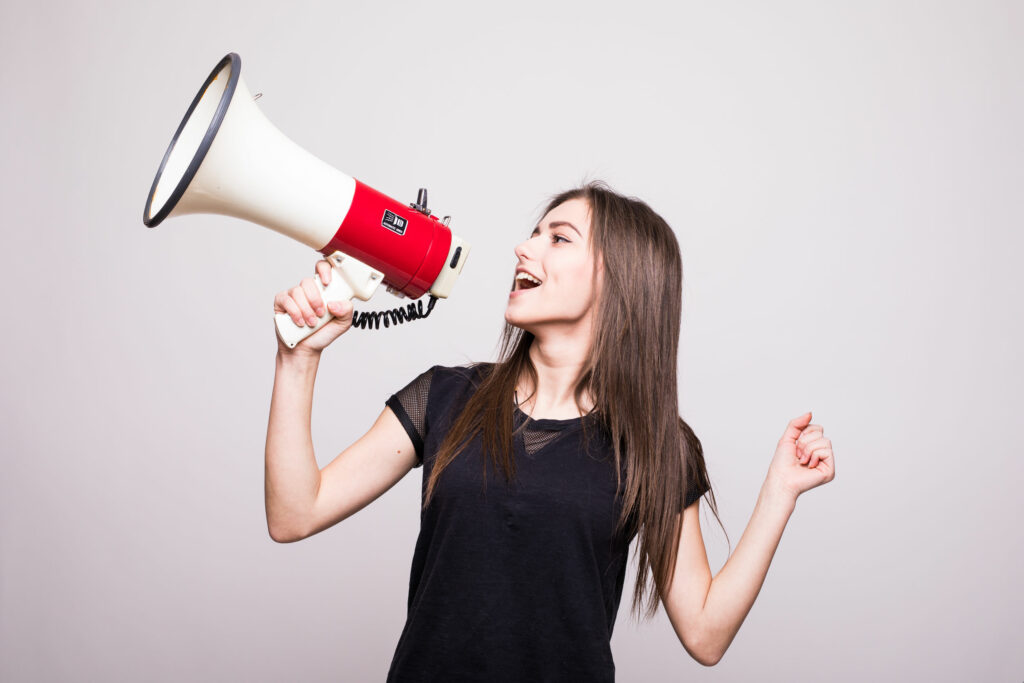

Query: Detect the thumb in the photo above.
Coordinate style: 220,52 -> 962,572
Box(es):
327,300 -> 354,320
780,411 -> 813,443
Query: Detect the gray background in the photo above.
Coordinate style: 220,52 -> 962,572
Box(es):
1,0 -> 1021,680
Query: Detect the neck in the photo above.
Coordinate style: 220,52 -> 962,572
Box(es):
518,327 -> 595,419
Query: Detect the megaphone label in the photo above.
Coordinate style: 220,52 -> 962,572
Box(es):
381,210 -> 409,235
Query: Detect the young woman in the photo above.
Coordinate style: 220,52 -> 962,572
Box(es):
264,181 -> 836,681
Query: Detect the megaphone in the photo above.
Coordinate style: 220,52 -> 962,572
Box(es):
143,52 -> 470,347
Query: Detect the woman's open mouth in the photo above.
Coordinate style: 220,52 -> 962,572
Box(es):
514,271 -> 542,292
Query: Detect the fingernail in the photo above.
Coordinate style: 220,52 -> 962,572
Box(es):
316,307 -> 325,317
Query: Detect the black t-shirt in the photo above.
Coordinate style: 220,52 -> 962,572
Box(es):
384,364 -> 707,682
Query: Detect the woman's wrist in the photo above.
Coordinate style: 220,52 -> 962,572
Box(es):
761,474 -> 799,510
276,347 -> 322,370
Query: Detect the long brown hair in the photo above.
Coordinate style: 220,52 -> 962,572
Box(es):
424,180 -> 727,621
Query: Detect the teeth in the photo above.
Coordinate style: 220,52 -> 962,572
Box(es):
516,272 -> 542,286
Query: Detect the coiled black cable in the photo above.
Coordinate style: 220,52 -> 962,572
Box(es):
352,296 -> 439,330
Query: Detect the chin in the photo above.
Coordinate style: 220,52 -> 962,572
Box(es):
504,308 -> 535,334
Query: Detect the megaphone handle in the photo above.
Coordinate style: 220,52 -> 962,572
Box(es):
274,253 -> 383,349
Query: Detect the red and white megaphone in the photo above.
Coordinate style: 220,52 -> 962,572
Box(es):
143,52 -> 470,347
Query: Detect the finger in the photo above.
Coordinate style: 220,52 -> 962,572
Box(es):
809,447 -> 833,470
275,292 -> 306,328
289,285 -> 317,327
798,436 -> 827,464
316,260 -> 333,287
808,441 -> 833,466
797,427 -> 823,450
795,426 -> 824,460
780,412 -> 813,444
805,437 -> 831,454
301,277 -> 325,318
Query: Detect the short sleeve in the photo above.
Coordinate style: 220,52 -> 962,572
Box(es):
681,418 -> 711,509
684,478 -> 710,509
385,367 -> 435,468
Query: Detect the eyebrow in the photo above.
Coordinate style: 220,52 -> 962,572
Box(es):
534,221 -> 582,238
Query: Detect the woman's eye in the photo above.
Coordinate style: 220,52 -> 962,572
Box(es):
552,234 -> 569,244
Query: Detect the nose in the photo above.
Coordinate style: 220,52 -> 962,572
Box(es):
513,239 -> 529,262
514,234 -> 536,262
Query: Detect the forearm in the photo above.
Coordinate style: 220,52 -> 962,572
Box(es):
265,350 -> 323,541
701,480 -> 796,659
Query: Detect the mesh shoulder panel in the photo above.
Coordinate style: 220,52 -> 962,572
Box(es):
393,367 -> 434,443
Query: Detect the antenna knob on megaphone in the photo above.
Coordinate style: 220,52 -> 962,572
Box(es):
411,188 -> 431,216
142,53 -> 470,347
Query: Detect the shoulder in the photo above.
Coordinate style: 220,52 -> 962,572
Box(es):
427,362 -> 493,396
418,362 -> 493,416
416,363 -> 492,441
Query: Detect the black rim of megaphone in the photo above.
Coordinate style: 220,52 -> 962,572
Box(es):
143,53 -> 241,227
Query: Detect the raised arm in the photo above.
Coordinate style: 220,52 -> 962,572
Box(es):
662,483 -> 796,665
264,260 -> 419,543
662,412 -> 836,665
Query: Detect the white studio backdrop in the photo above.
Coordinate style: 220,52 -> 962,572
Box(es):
1,1 -> 1021,681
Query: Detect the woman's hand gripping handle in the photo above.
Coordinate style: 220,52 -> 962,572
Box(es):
274,252 -> 384,353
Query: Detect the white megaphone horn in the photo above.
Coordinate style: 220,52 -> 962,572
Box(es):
143,52 -> 470,347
